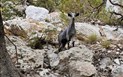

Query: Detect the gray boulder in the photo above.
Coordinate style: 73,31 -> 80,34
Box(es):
75,22 -> 101,37
112,65 -> 123,77
59,45 -> 93,62
57,45 -> 96,77
25,5 -> 49,21
69,61 -> 97,77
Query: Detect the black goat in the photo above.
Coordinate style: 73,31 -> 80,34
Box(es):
58,13 -> 79,52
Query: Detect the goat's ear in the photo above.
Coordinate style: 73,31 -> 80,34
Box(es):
75,13 -> 79,17
68,13 -> 72,17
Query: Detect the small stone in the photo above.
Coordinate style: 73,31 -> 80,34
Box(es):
116,48 -> 120,51
39,69 -> 49,76
114,58 -> 120,65
99,57 -> 112,69
116,51 -> 120,54
112,65 -> 123,77
48,53 -> 60,67
107,50 -> 112,53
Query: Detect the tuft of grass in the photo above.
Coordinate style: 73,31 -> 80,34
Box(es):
86,34 -> 98,44
101,40 -> 111,49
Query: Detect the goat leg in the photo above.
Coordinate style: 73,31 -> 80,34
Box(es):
72,41 -> 75,47
58,44 -> 62,52
67,42 -> 70,49
58,43 -> 65,52
71,38 -> 75,47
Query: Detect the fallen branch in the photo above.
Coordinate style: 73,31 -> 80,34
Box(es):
5,35 -> 18,63
109,0 -> 123,8
110,11 -> 123,17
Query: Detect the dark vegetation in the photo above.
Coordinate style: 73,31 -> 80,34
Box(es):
28,36 -> 58,49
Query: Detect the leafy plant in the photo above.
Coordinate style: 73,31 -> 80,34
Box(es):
101,40 -> 111,49
28,37 -> 42,49
58,0 -> 83,13
35,0 -> 57,12
1,0 -> 25,20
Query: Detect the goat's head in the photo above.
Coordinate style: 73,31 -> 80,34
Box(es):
68,13 -> 79,18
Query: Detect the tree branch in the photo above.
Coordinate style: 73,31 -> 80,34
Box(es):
94,0 -> 106,11
110,11 -> 123,19
110,11 -> 123,31
109,0 -> 123,8
108,0 -> 123,30
87,0 -> 106,20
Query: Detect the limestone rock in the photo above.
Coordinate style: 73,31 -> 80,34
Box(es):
112,65 -> 123,77
48,52 -> 60,67
47,12 -> 61,23
25,5 -> 49,21
102,25 -> 123,40
75,22 -> 101,38
57,45 -> 95,77
106,0 -> 122,13
6,35 -> 45,69
99,57 -> 112,69
69,61 -> 97,77
59,45 -> 93,62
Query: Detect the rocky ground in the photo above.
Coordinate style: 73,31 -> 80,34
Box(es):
4,5 -> 123,77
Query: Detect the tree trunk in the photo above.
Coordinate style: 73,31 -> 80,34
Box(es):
0,9 -> 21,77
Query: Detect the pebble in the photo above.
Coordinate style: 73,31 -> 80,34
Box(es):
114,58 -> 120,65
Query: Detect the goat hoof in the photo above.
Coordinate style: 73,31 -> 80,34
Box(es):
72,41 -> 75,47
55,48 -> 63,54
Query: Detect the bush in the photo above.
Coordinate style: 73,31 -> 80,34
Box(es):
28,37 -> 44,49
101,40 -> 111,49
2,0 -> 25,20
35,0 -> 57,12
86,34 -> 98,44
58,0 -> 119,25
2,1 -> 16,20
58,0 -> 83,13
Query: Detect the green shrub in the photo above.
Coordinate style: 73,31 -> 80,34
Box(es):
101,40 -> 111,49
86,34 -> 98,44
58,0 -> 83,13
28,37 -> 44,49
2,0 -> 24,20
2,1 -> 16,20
58,0 -> 122,25
97,8 -> 118,25
35,0 -> 57,12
